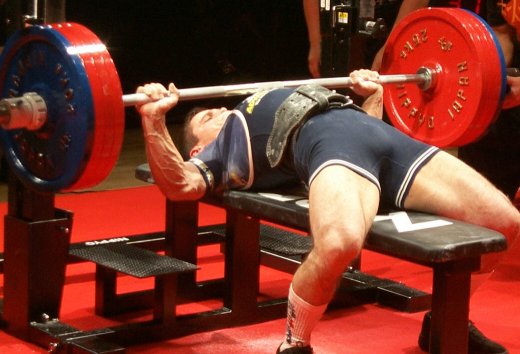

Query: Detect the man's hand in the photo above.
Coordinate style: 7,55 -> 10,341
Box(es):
308,43 -> 321,78
136,83 -> 179,118
349,69 -> 384,98
503,76 -> 520,109
349,69 -> 384,119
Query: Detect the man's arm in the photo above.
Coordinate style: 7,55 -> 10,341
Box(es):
493,23 -> 515,66
137,83 -> 207,201
303,0 -> 321,78
349,70 -> 384,118
493,23 -> 520,108
488,2 -> 520,109
371,0 -> 429,70
503,76 -> 520,109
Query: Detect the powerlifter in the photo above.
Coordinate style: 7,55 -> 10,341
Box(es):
136,69 -> 520,354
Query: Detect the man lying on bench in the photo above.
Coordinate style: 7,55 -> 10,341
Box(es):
135,69 -> 520,354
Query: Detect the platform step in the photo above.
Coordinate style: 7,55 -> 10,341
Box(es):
259,225 -> 311,256
209,223 -> 311,256
69,243 -> 197,278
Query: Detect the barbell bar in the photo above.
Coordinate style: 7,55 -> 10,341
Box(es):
6,64 -> 520,131
121,70 -> 432,106
0,69 -> 433,131
0,8 -> 512,193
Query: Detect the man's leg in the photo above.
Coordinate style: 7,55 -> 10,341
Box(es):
405,150 -> 520,271
278,165 -> 380,353
405,151 -> 520,353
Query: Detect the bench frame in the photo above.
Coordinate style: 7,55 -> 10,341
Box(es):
0,171 -> 508,354
215,190 -> 499,354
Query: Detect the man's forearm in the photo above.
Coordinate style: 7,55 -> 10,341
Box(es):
361,88 -> 384,119
142,114 -> 207,201
493,24 -> 515,66
303,0 -> 321,48
392,0 -> 429,30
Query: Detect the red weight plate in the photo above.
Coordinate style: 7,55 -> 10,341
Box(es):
450,10 -> 506,146
0,25 -> 105,191
380,8 -> 505,147
49,23 -> 124,191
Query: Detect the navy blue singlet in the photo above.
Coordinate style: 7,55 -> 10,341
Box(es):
190,88 -> 439,208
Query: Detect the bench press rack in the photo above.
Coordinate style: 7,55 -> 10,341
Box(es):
0,164 -> 508,354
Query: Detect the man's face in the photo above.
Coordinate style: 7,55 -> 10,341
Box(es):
189,107 -> 231,156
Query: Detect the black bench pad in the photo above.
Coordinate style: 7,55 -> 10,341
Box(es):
366,212 -> 506,263
136,163 -> 507,264
220,190 -> 507,264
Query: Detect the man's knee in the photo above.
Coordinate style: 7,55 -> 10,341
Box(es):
311,222 -> 365,271
486,194 -> 520,246
504,208 -> 520,246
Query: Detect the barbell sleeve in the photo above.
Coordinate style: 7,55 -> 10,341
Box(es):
121,72 -> 431,107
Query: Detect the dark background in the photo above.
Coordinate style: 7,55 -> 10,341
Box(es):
65,1 -> 310,125
0,0 -> 403,125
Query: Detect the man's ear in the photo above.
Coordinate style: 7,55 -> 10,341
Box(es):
189,145 -> 204,158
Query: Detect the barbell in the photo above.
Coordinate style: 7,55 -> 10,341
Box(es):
0,8 -> 512,192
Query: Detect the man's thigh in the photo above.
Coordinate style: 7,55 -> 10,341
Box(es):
308,164 -> 380,244
405,151 -> 516,233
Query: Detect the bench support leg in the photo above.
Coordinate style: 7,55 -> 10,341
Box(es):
153,274 -> 178,324
2,175 -> 73,339
95,266 -> 117,316
430,258 -> 480,354
224,210 -> 261,317
166,200 -> 199,290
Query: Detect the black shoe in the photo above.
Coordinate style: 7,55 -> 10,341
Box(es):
418,311 -> 508,353
276,342 -> 314,354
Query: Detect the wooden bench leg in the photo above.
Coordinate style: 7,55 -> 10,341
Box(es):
430,258 -> 480,354
3,211 -> 71,339
95,266 -> 170,318
95,265 -> 117,316
165,200 -> 199,289
224,209 -> 260,318
153,273 -> 178,324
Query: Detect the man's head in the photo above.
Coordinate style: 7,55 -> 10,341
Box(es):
182,106 -> 231,159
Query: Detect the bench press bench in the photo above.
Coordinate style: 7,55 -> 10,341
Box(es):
213,194 -> 510,353
134,163 -> 507,354
0,163 -> 508,353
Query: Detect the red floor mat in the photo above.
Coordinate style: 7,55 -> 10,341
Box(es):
0,186 -> 518,353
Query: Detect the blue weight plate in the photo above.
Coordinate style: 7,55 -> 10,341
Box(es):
0,25 -> 96,191
467,10 -> 507,102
